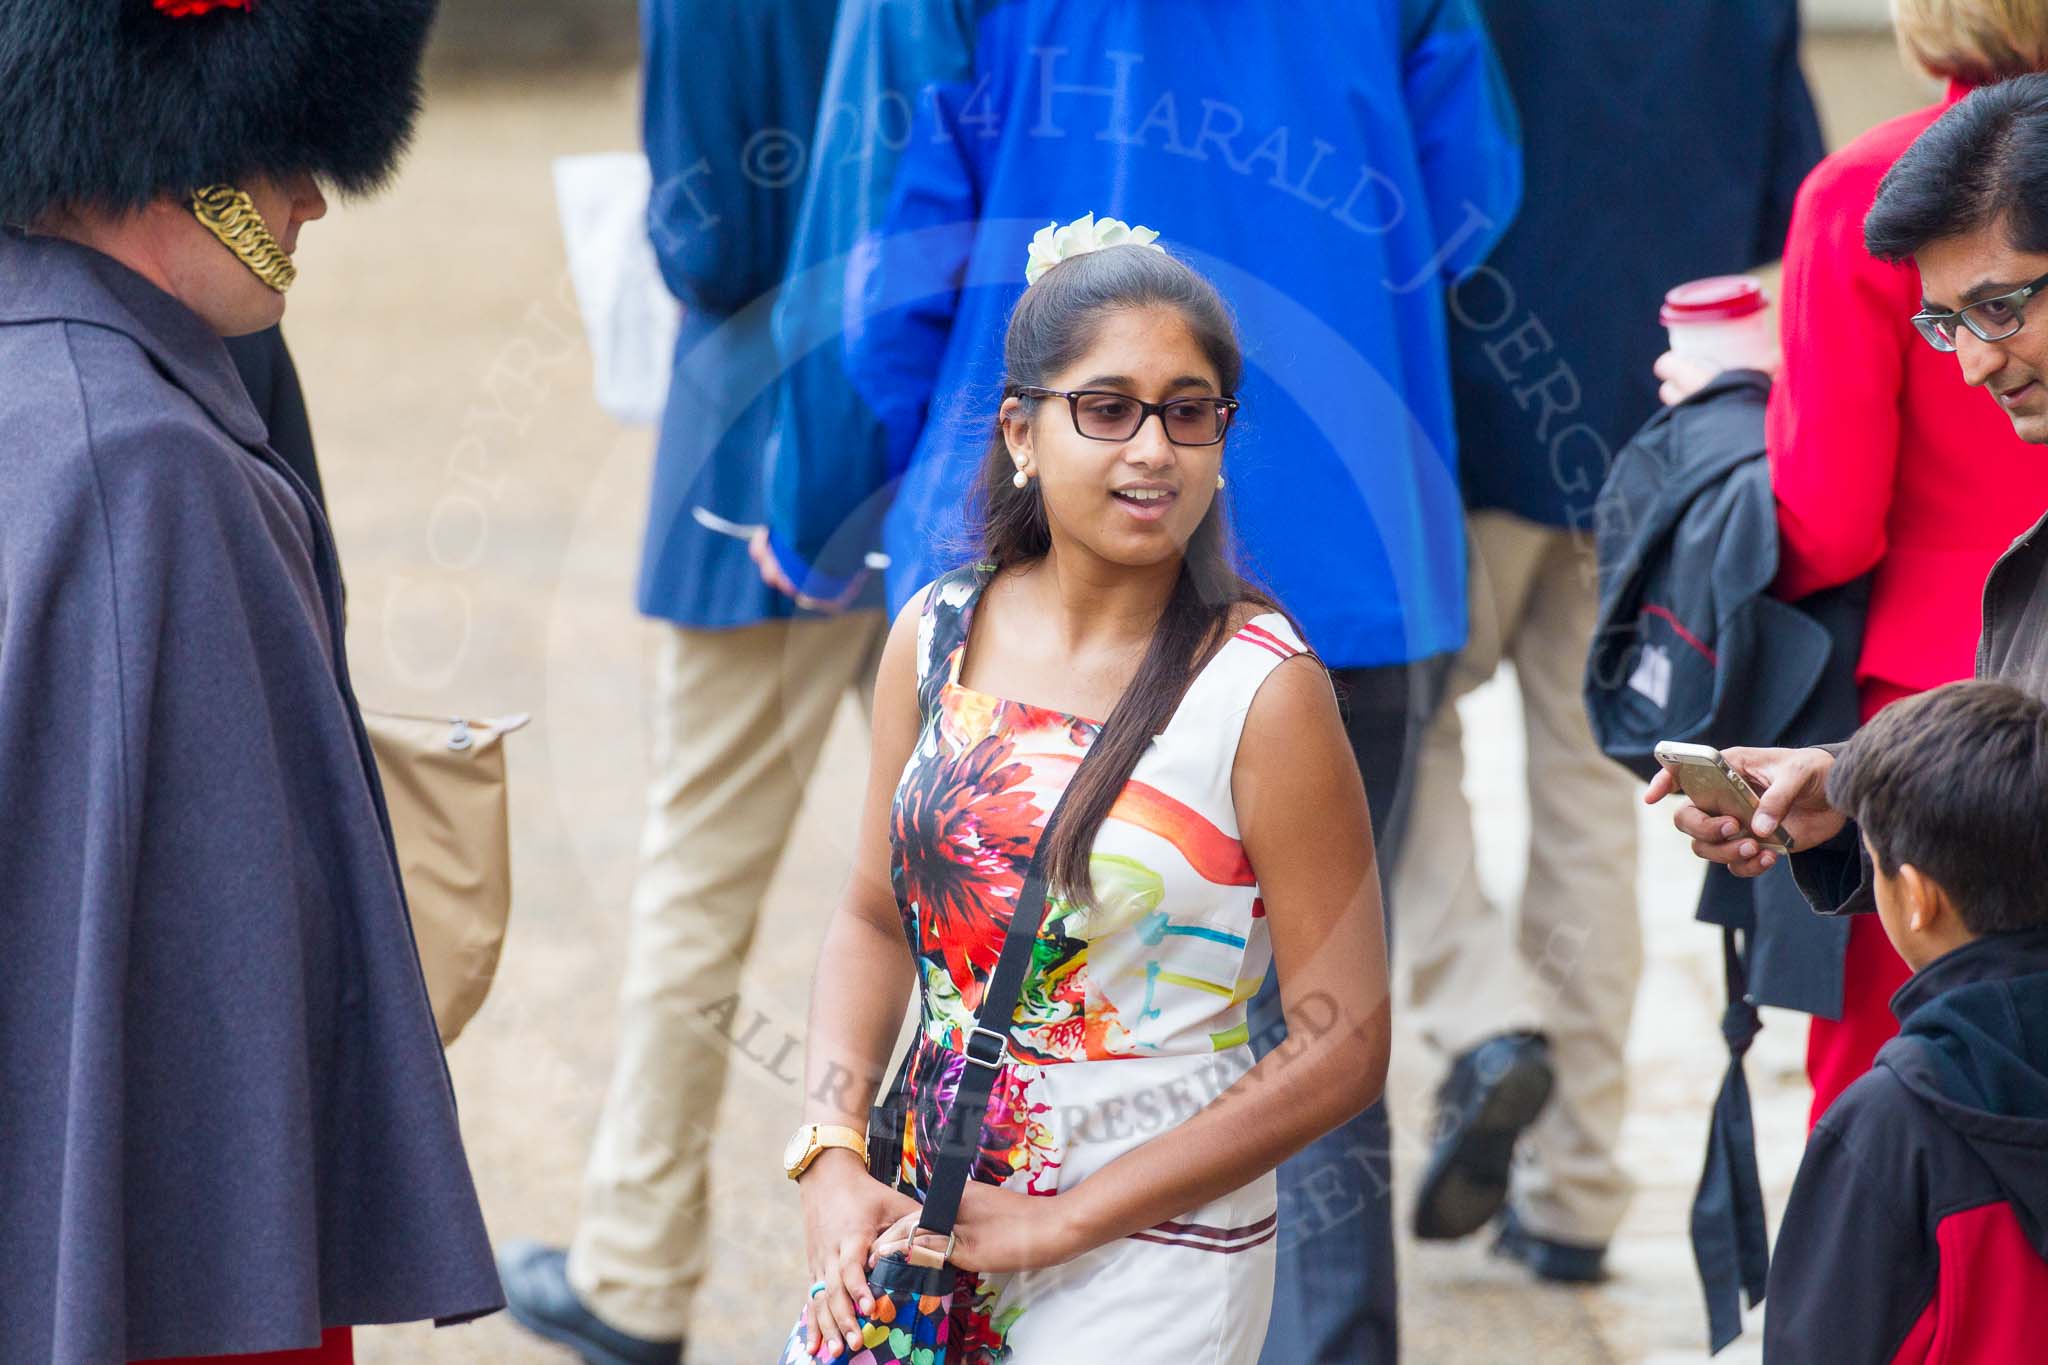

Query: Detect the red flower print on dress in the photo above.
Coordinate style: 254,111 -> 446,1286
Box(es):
951,1285 -> 1017,1365
153,0 -> 253,16
893,729 -> 1043,992
902,1035 -> 1059,1196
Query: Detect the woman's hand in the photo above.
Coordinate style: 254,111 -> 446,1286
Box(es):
748,526 -> 869,614
749,526 -> 802,600
800,1152 -> 920,1360
867,1184 -> 1090,1276
1654,349 -> 1726,406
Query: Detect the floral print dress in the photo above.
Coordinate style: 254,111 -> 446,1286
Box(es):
879,564 -> 1307,1363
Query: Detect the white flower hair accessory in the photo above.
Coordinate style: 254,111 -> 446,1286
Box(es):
1024,212 -> 1164,286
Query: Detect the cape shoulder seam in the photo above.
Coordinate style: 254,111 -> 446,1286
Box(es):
57,319 -> 140,865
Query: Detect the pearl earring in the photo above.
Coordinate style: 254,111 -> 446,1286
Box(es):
1013,468 -> 1030,489
1216,473 -> 1226,490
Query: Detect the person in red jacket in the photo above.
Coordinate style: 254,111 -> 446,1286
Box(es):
1761,681 -> 2048,1364
1659,0 -> 2048,1125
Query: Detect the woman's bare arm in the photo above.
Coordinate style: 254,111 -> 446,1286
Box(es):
801,591 -> 929,1127
887,653 -> 1390,1273
797,590 -> 930,1358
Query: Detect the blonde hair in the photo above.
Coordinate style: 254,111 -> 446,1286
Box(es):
1892,0 -> 2048,85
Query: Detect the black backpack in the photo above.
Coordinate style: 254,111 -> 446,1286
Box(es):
1584,371 -> 1841,780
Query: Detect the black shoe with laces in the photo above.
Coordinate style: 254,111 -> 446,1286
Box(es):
496,1240 -> 684,1365
1491,1203 -> 1610,1284
1412,1029 -> 1555,1241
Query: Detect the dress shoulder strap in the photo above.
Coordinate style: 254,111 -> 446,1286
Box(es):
1169,611 -> 1316,748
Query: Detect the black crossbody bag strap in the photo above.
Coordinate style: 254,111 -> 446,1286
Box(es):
911,747 -> 1101,1246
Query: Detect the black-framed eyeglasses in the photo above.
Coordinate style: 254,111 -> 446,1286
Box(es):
1910,269 -> 2048,352
1016,386 -> 1240,446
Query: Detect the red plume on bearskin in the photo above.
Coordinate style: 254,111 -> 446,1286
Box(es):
0,0 -> 439,224
153,0 -> 254,17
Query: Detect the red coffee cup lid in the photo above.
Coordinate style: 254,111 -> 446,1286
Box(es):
1661,275 -> 1768,325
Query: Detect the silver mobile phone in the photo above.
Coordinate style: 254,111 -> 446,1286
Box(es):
1652,741 -> 1795,855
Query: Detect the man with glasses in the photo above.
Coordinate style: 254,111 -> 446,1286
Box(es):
1910,269 -> 2048,359
1660,77 -> 2048,1362
1656,75 -> 2048,938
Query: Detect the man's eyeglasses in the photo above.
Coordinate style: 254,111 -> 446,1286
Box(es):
1017,387 -> 1239,446
1910,269 -> 2048,352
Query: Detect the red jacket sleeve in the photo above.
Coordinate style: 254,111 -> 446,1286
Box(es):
1764,147 -> 1919,602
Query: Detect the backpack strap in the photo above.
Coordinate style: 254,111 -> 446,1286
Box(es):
914,563 -> 994,720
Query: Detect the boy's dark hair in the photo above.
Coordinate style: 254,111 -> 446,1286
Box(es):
1826,680 -> 2048,934
1864,73 -> 2048,263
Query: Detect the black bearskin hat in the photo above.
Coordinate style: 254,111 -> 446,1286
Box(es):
0,0 -> 438,225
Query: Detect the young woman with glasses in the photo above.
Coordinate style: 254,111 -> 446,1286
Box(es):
784,240 -> 1389,1364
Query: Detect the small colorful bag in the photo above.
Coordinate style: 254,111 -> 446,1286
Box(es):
775,1254 -> 954,1364
777,744 -> 1100,1364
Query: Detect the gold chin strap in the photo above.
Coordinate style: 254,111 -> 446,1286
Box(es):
189,184 -> 296,293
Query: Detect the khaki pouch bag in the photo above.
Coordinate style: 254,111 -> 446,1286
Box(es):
362,709 -> 530,1045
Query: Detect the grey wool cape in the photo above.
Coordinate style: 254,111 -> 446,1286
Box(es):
0,229 -> 504,1362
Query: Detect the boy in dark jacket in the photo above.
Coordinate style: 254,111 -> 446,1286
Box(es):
1764,680 -> 2048,1363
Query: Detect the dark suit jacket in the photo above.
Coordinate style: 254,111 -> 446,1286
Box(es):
1793,505 -> 2048,916
1455,0 -> 1821,529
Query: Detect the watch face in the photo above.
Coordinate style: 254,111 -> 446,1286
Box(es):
783,1127 -> 811,1172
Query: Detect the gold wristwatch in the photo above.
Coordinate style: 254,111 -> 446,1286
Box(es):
784,1123 -> 868,1181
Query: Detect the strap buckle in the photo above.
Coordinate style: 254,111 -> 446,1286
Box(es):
907,1230 -> 957,1269
962,1024 -> 1010,1070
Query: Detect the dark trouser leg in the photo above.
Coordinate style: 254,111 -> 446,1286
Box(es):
1253,654 -> 1450,1365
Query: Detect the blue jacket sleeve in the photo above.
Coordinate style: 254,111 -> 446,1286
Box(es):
765,0 -> 985,597
641,0 -> 835,317
1399,0 -> 1522,283
842,78 -> 984,483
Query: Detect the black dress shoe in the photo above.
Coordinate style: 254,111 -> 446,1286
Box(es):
1412,1030 -> 1555,1241
1491,1203 -> 1609,1283
496,1240 -> 684,1365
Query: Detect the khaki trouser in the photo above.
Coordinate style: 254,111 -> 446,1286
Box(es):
567,613 -> 883,1340
1395,510 -> 1643,1246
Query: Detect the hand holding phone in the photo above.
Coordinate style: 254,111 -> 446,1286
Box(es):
1652,741 -> 1796,855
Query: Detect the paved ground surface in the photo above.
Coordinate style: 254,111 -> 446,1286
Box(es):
284,34 -> 1931,1365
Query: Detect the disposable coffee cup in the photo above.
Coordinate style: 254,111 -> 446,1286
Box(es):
1661,275 -> 1776,373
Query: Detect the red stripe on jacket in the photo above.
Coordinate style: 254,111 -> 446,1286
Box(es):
1888,1203 -> 2048,1364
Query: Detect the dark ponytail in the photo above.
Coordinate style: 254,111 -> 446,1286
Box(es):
974,242 -> 1289,902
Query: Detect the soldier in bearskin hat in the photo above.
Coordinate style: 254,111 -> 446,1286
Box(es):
0,3 -> 503,1363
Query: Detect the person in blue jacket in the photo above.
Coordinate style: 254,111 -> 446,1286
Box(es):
1395,0 -> 1822,1287
496,6 -> 885,1365
757,4 -> 1521,1359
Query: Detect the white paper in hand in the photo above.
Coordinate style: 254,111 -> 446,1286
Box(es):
552,152 -> 682,427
